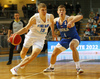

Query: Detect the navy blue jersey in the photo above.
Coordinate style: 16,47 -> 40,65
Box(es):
56,19 -> 79,38
55,16 -> 80,49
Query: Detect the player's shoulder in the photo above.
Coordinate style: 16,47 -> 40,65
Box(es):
54,17 -> 59,22
29,14 -> 37,21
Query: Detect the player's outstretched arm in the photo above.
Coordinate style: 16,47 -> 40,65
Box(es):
15,16 -> 36,35
67,15 -> 83,28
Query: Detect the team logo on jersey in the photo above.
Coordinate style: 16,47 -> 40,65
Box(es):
37,24 -> 49,28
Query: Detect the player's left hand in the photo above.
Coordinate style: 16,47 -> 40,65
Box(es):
52,34 -> 58,41
67,22 -> 72,28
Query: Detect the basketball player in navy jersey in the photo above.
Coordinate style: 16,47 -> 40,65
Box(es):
44,5 -> 84,74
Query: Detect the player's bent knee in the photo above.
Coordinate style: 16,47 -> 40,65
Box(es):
52,51 -> 59,57
70,43 -> 76,50
31,52 -> 39,59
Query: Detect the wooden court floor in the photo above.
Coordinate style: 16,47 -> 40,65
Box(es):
0,54 -> 100,79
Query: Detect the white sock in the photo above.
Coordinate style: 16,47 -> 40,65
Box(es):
14,64 -> 21,71
75,62 -> 80,69
49,64 -> 54,68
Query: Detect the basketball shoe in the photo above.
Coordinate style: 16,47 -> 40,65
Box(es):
10,67 -> 18,76
76,68 -> 84,75
43,67 -> 54,72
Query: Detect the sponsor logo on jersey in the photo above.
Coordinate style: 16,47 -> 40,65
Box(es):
59,28 -> 69,32
37,24 -> 49,28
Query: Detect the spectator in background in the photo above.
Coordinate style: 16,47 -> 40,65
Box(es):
91,27 -> 98,36
86,22 -> 91,32
89,11 -> 95,19
97,16 -> 100,27
7,13 -> 25,65
0,30 -> 7,35
86,22 -> 91,28
91,22 -> 97,29
83,28 -> 91,40
22,5 -> 27,18
94,13 -> 99,23
75,2 -> 81,14
88,17 -> 96,26
84,28 -> 91,36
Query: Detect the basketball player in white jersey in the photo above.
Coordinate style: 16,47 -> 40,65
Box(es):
44,5 -> 83,74
10,3 -> 56,75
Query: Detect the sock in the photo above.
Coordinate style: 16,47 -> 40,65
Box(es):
75,62 -> 80,69
49,64 -> 54,68
14,64 -> 21,71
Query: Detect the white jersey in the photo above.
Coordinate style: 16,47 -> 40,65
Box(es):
26,13 -> 51,39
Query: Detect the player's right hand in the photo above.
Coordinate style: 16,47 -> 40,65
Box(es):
7,37 -> 10,42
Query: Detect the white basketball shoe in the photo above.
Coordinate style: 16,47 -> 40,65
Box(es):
76,68 -> 84,75
10,67 -> 18,76
43,67 -> 54,72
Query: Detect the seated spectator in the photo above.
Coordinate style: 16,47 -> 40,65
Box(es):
88,17 -> 96,26
91,22 -> 97,29
96,17 -> 100,33
97,16 -> 100,27
83,28 -> 91,40
94,13 -> 99,22
89,11 -> 95,19
84,28 -> 91,36
86,22 -> 91,30
91,27 -> 98,36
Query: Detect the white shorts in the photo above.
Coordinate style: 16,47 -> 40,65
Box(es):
23,36 -> 44,50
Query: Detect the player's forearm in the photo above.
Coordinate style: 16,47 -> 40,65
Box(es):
71,15 -> 83,23
51,26 -> 55,36
7,30 -> 11,38
15,27 -> 28,35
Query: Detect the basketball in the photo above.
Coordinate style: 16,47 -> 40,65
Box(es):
9,34 -> 22,46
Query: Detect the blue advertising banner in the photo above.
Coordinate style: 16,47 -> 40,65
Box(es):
48,41 -> 100,60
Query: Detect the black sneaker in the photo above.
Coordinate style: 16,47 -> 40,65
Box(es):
43,67 -> 54,72
7,61 -> 12,65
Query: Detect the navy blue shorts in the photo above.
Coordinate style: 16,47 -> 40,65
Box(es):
59,35 -> 80,49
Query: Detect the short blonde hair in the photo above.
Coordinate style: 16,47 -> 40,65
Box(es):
37,3 -> 47,10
